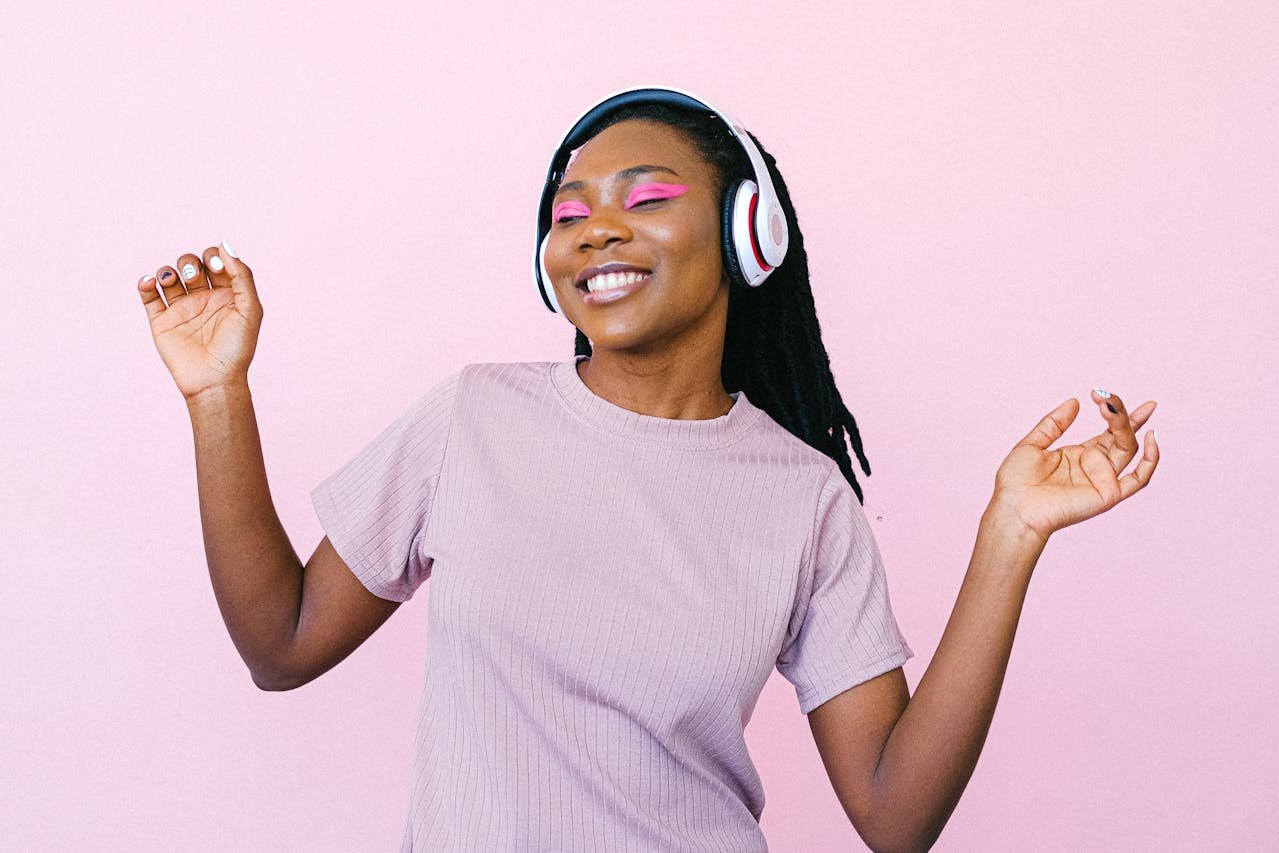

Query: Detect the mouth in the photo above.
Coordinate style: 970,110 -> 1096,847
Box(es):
577,268 -> 651,292
575,261 -> 652,288
577,269 -> 653,306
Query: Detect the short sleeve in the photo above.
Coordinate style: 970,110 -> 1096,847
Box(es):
310,368 -> 463,603
776,467 -> 914,714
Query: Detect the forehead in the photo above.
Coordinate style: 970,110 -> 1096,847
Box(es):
561,119 -> 704,180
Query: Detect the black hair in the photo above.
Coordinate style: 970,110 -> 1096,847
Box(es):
558,102 -> 873,503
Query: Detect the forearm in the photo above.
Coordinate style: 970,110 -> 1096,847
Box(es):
186,382 -> 303,687
870,500 -> 1047,851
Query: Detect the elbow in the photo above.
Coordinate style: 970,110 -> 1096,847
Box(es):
862,833 -> 932,853
860,820 -> 941,853
251,665 -> 300,692
250,642 -> 307,691
855,802 -> 939,853
855,771 -> 944,852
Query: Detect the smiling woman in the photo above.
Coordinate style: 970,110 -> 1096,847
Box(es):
140,84 -> 1158,853
540,97 -> 879,501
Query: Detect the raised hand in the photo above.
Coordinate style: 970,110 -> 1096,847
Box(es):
137,241 -> 263,402
991,388 -> 1161,544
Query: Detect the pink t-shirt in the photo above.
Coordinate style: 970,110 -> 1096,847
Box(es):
311,356 -> 913,851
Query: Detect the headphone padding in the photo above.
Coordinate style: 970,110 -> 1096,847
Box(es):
721,178 -> 748,290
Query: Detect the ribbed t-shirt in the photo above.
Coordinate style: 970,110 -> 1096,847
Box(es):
310,356 -> 913,852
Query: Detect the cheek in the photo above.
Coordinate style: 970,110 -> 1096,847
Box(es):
544,245 -> 572,285
650,212 -> 722,268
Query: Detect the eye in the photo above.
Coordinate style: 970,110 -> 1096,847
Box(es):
625,182 -> 691,209
552,200 -> 591,225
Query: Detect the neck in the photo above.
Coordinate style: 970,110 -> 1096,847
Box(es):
576,352 -> 735,421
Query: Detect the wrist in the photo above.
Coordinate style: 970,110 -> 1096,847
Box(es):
185,380 -> 252,414
981,494 -> 1050,555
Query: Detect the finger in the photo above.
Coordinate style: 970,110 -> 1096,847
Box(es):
137,274 -> 165,320
1015,397 -> 1080,450
155,266 -> 184,305
176,252 -> 210,294
1090,387 -> 1139,469
201,245 -> 230,287
215,240 -> 261,310
1121,401 -> 1157,439
1117,429 -> 1160,503
1087,399 -> 1157,450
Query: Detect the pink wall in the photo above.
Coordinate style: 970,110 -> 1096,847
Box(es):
3,2 -> 1274,850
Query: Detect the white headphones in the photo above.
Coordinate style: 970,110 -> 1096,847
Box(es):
532,85 -> 789,315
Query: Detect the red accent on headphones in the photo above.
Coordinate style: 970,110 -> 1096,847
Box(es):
747,192 -> 773,272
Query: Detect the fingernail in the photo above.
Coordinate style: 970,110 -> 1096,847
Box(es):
207,255 -> 225,273
160,270 -> 174,281
1094,387 -> 1111,398
1151,428 -> 1158,441
138,274 -> 154,286
221,239 -> 238,259
1106,403 -> 1118,414
182,263 -> 197,281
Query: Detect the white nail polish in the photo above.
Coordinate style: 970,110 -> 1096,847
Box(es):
221,239 -> 238,259
208,255 -> 225,273
182,263 -> 197,281
1094,387 -> 1111,398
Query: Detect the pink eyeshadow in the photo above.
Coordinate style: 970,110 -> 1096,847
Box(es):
552,200 -> 591,221
625,182 -> 690,208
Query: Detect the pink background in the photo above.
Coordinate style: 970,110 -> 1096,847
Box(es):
3,2 -> 1275,850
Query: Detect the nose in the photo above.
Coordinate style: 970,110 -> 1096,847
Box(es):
578,208 -> 632,251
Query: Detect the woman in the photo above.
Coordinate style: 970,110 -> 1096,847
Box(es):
136,87 -> 1160,851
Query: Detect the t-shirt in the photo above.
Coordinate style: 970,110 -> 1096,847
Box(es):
310,355 -> 914,852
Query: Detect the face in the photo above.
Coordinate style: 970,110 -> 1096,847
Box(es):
543,119 -> 729,357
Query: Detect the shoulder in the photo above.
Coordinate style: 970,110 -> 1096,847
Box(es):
450,360 -> 556,397
437,360 -> 564,418
744,401 -> 848,487
455,360 -> 549,381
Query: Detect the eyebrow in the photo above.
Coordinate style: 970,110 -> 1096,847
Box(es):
554,164 -> 681,196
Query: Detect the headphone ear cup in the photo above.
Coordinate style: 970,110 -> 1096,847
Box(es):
538,234 -> 563,314
720,178 -> 749,290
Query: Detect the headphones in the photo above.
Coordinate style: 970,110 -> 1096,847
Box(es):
532,85 -> 789,315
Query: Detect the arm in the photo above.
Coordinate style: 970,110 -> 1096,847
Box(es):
809,391 -> 1159,851
188,383 -> 404,691
141,245 -> 400,691
808,503 -> 1041,852
868,504 -> 1042,850
187,381 -> 305,688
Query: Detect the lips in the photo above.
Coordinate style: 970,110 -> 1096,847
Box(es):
575,261 -> 652,289
577,269 -> 653,306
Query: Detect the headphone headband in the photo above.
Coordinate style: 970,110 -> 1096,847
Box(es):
533,85 -> 789,315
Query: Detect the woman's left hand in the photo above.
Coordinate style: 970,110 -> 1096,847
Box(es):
990,388 -> 1161,544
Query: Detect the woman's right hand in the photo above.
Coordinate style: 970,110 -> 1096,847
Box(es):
137,242 -> 263,403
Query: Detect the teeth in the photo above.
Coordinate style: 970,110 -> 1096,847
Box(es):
585,271 -> 648,293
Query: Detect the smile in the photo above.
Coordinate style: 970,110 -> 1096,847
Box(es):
578,271 -> 652,305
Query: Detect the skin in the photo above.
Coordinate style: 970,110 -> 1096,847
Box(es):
542,118 -> 737,420
137,120 -> 1163,849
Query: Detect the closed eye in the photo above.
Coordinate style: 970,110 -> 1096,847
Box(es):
554,198 -> 664,226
